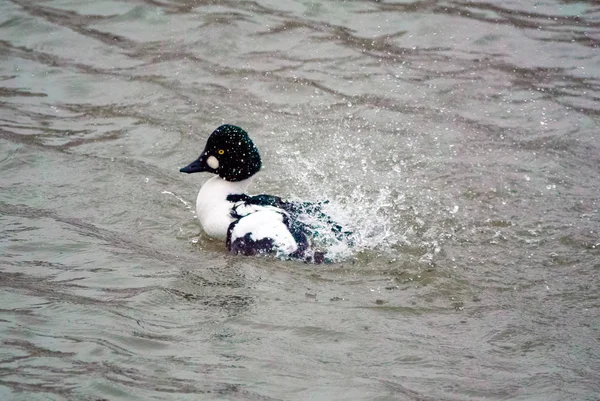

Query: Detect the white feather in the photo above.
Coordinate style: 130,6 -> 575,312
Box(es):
229,210 -> 298,255
195,176 -> 253,239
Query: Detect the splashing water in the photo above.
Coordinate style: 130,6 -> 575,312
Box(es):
276,141 -> 451,265
297,187 -> 445,264
280,158 -> 411,263
299,187 -> 399,262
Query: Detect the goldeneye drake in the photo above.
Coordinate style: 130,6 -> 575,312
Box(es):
180,124 -> 347,262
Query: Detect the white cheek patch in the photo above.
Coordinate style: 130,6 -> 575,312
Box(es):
207,155 -> 219,170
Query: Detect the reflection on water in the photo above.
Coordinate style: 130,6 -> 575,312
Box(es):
1,0 -> 599,400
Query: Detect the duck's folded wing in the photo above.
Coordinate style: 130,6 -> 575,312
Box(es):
229,196 -> 287,219
227,193 -> 326,218
227,193 -> 349,240
226,208 -> 309,259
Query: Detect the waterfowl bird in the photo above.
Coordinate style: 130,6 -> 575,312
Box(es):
180,124 -> 346,262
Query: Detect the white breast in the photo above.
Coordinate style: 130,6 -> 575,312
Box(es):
195,176 -> 253,240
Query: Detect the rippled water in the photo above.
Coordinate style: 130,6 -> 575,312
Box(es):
1,0 -> 599,400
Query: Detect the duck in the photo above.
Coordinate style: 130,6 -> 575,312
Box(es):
180,124 -> 347,262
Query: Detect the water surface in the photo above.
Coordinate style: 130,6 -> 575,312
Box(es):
1,0 -> 599,400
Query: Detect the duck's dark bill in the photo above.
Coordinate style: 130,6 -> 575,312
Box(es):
180,155 -> 207,174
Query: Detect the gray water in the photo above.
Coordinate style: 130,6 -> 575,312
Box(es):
1,0 -> 599,400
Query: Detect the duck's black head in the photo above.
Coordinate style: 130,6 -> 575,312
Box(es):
180,124 -> 262,182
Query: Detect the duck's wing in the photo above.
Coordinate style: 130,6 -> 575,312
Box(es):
226,203 -> 309,259
228,194 -> 310,244
226,193 -> 349,240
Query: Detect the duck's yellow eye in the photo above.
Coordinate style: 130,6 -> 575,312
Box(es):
218,149 -> 225,155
